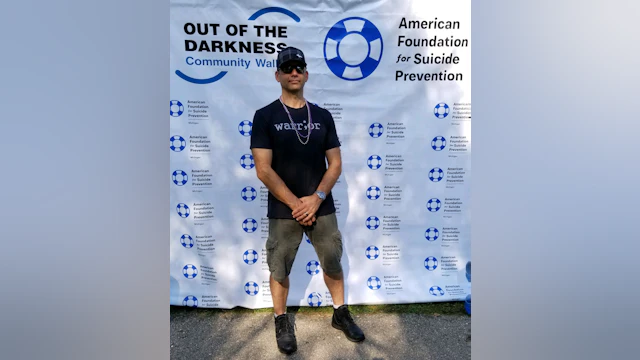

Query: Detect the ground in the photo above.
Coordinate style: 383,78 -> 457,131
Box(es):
170,302 -> 471,359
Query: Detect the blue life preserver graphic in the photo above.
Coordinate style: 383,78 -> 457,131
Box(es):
324,17 -> 383,81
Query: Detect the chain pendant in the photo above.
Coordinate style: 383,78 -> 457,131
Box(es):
279,97 -> 314,145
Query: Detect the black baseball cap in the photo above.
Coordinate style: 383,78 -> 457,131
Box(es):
277,47 -> 306,69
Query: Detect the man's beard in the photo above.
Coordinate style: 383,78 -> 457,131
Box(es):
283,83 -> 304,93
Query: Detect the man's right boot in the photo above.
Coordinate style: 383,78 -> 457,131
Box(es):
274,314 -> 297,354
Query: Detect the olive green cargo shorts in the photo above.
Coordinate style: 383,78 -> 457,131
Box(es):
266,213 -> 343,282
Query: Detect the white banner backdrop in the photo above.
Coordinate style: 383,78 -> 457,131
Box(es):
170,0 -> 471,309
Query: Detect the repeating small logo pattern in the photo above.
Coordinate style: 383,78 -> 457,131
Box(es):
424,256 -> 438,271
170,135 -> 186,152
243,249 -> 258,265
241,186 -> 257,202
183,295 -> 198,307
365,245 -> 379,260
238,120 -> 253,136
366,186 -> 381,200
369,123 -> 384,138
245,281 -> 259,296
434,103 -> 449,119
367,155 -> 382,170
425,228 -> 439,242
240,154 -> 255,169
170,100 -> 184,117
242,218 -> 258,233
432,136 -> 446,151
426,198 -> 441,212
183,264 -> 197,279
429,167 -> 444,182
306,260 -> 321,275
367,276 -> 382,290
180,234 -> 194,248
366,216 -> 380,230
176,203 -> 190,218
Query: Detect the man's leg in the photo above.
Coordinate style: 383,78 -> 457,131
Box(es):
270,274 -> 289,316
323,271 -> 344,306
266,218 -> 303,354
307,213 -> 365,342
305,214 -> 344,298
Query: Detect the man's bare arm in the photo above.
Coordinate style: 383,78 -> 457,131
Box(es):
252,148 -> 299,210
316,147 -> 342,195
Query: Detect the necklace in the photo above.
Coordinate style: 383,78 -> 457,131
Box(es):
279,96 -> 314,145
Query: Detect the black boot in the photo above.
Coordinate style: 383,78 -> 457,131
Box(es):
274,314 -> 297,354
332,305 -> 365,342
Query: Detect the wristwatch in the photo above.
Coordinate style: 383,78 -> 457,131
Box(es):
315,191 -> 326,201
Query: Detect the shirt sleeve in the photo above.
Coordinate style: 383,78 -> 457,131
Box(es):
250,110 -> 272,149
324,109 -> 341,150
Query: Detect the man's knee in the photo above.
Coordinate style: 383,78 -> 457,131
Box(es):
323,270 -> 343,280
271,271 -> 289,284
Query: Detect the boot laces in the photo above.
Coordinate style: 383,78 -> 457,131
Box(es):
339,307 -> 355,324
276,316 -> 295,335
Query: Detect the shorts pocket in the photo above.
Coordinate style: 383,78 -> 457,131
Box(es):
266,234 -> 277,250
332,231 -> 343,260
265,235 -> 277,268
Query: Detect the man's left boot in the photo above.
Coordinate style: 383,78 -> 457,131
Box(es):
332,305 -> 365,342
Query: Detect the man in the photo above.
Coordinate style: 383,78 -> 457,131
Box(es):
250,47 -> 365,355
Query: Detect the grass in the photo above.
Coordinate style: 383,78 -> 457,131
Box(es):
171,301 -> 467,317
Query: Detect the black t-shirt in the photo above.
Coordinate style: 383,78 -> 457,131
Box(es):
250,99 -> 341,219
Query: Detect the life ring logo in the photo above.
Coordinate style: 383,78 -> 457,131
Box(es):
324,17 -> 383,81
307,292 -> 322,307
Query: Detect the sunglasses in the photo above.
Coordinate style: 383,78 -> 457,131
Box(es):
279,63 -> 306,74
